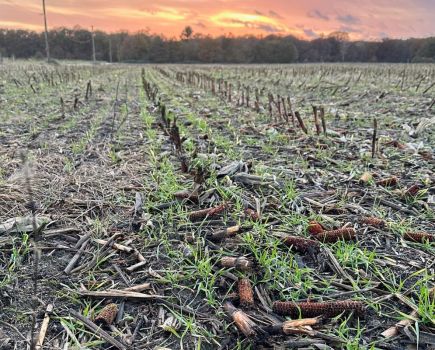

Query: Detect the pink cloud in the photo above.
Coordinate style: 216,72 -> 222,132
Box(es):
0,0 -> 434,39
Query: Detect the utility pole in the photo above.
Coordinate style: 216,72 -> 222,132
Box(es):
42,0 -> 50,62
91,26 -> 96,63
108,36 -> 112,63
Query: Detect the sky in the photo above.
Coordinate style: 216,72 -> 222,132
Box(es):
1,0 -> 435,40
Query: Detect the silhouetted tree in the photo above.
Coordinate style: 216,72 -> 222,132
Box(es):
181,26 -> 193,40
415,37 -> 435,62
0,27 -> 434,63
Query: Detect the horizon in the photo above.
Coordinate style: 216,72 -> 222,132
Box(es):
3,25 -> 435,43
1,0 -> 435,41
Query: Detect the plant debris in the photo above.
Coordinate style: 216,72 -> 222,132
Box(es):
0,62 -> 433,349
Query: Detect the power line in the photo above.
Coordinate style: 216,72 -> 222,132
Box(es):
42,0 -> 50,62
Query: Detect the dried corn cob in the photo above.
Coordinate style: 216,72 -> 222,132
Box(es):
314,227 -> 356,243
282,235 -> 320,253
238,278 -> 254,307
244,208 -> 260,221
307,221 -> 324,235
386,140 -> 406,150
376,176 -> 398,187
361,217 -> 385,227
94,303 -> 118,325
273,300 -> 364,318
418,150 -> 433,160
404,232 -> 435,243
404,184 -> 420,197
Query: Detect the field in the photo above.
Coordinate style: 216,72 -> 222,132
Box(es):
0,61 -> 434,349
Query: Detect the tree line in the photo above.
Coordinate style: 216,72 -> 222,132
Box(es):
1,26 -> 435,63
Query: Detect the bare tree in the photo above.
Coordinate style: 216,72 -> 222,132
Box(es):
328,31 -> 350,62
42,0 -> 50,62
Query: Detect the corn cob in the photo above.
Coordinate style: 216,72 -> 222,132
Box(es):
273,300 -> 364,318
314,227 -> 356,243
94,303 -> 118,325
282,235 -> 320,253
238,278 -> 254,307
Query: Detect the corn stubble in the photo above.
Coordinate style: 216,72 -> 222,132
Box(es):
224,301 -> 257,337
220,256 -> 253,271
208,225 -> 242,241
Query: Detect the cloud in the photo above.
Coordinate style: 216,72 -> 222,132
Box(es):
307,10 -> 329,21
195,21 -> 206,28
225,18 -> 282,33
0,20 -> 42,31
338,26 -> 362,33
268,10 -> 283,19
336,14 -> 360,25
1,0 -> 434,40
210,11 -> 286,30
102,7 -> 186,21
257,23 -> 282,33
303,28 -> 318,38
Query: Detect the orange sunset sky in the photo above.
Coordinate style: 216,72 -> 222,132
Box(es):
1,0 -> 434,40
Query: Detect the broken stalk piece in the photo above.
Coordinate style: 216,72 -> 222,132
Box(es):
282,317 -> 320,335
208,225 -> 245,242
223,301 -> 257,337
359,172 -> 373,184
372,117 -> 377,158
188,203 -> 228,220
35,304 -> 54,350
220,256 -> 253,271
